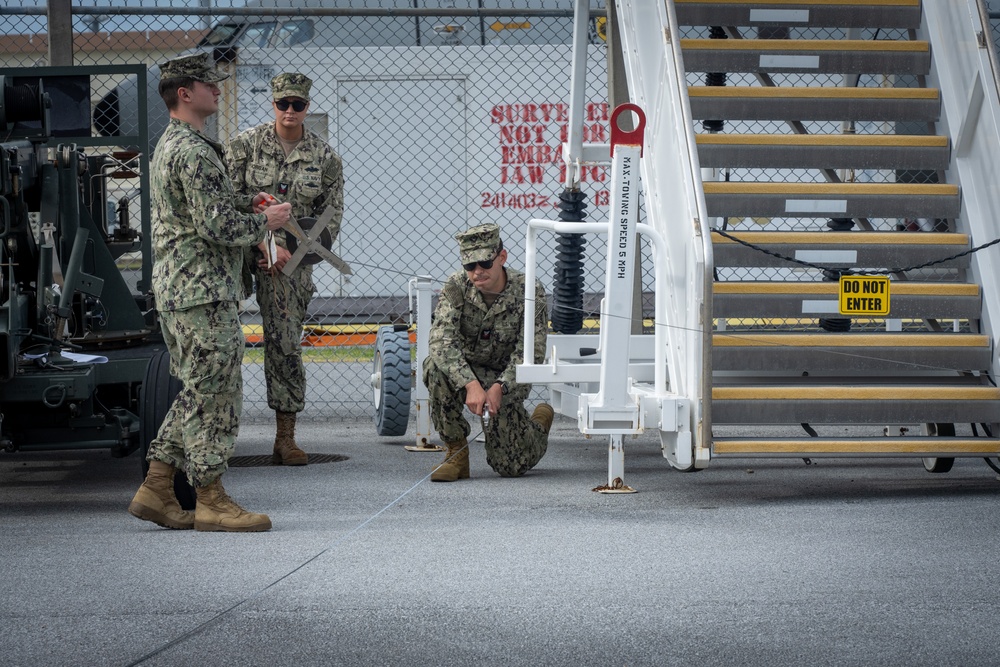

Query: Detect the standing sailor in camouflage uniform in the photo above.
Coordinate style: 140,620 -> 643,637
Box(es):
227,72 -> 344,466
128,53 -> 292,532
424,223 -> 554,481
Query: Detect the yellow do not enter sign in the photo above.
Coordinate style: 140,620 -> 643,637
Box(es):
839,275 -> 890,315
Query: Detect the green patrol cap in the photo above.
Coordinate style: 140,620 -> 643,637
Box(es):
159,52 -> 229,83
455,223 -> 502,265
271,72 -> 312,101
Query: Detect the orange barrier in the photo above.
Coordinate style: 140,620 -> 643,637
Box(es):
243,325 -> 416,347
243,320 -> 612,347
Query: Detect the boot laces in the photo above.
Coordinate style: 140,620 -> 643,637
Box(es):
212,483 -> 246,515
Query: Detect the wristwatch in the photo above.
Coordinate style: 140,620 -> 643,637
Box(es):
499,381 -> 510,395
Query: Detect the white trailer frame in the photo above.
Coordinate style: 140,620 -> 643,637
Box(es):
512,0 -> 710,490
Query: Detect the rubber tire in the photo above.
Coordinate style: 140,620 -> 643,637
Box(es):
922,423 -> 956,474
373,327 -> 411,436
140,348 -> 196,510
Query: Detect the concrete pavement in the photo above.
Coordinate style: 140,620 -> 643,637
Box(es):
2,418 -> 999,666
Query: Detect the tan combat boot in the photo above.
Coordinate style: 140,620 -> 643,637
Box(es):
531,403 -> 555,434
128,460 -> 194,530
194,477 -> 272,532
272,410 -> 308,466
431,438 -> 470,482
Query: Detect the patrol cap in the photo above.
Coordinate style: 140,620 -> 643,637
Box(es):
271,72 -> 312,101
455,223 -> 503,265
159,52 -> 229,83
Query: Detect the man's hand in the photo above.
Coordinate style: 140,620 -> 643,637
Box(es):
464,380 -> 488,416
466,380 -> 503,417
252,192 -> 278,214
484,382 -> 504,416
257,242 -> 292,274
263,202 -> 292,231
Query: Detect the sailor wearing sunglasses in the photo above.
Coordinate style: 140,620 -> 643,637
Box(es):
423,223 -> 555,481
227,72 -> 345,467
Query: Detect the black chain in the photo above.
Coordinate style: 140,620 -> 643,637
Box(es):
711,228 -> 1000,276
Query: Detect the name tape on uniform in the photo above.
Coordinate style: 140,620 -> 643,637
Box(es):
839,275 -> 890,315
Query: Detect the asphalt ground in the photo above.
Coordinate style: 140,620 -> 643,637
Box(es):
2,417 -> 1000,667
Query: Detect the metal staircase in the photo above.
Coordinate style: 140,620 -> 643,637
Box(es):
513,0 -> 1000,485
673,0 -> 1000,464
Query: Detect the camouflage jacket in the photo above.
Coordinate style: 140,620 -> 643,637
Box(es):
150,118 -> 268,311
428,268 -> 547,392
226,123 -> 344,247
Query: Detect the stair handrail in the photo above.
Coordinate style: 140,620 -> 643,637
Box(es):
613,0 -> 713,463
923,0 -> 1000,384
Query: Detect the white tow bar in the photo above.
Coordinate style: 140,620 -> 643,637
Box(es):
518,104 -> 693,493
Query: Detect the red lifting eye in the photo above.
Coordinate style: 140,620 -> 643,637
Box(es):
610,103 -> 645,157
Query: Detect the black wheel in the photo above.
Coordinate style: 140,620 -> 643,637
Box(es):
140,349 -> 196,510
372,326 -> 411,436
922,423 -> 956,474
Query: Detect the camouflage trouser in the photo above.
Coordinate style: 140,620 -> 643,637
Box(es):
148,301 -> 243,488
253,262 -> 314,413
423,358 -> 548,477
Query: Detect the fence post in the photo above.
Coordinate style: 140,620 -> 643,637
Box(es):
47,0 -> 74,66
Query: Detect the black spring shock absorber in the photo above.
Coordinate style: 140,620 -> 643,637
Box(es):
550,188 -> 588,334
819,218 -> 854,332
702,26 -> 727,134
819,267 -> 852,332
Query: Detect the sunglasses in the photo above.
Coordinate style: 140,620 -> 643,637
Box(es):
463,248 -> 502,272
275,99 -> 307,112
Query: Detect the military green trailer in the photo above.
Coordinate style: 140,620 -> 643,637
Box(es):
0,65 -> 187,501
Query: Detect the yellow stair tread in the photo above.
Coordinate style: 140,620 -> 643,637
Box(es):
713,439 -> 1000,454
703,182 -> 958,195
713,333 -> 990,348
683,39 -> 928,52
713,282 -> 979,295
676,0 -> 919,6
697,134 -> 947,147
712,386 -> 1000,400
712,231 -> 966,245
689,86 -> 938,99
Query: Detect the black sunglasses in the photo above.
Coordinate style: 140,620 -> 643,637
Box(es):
275,99 -> 307,112
463,248 -> 502,272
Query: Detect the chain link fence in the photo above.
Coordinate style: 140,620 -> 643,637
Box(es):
0,1 -> 614,422
5,1 -> 999,421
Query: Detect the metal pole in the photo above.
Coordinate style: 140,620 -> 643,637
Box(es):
406,276 -> 442,452
562,0 -> 590,189
608,2 -> 643,335
200,0 -> 213,31
47,0 -> 74,66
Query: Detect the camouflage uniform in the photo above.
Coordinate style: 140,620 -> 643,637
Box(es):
423,225 -> 549,477
148,56 -> 269,487
227,73 -> 344,413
